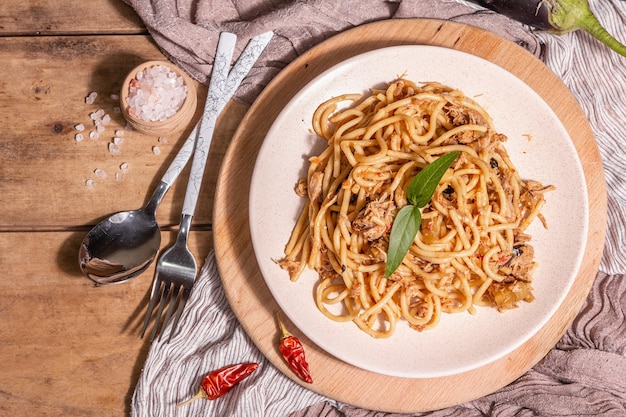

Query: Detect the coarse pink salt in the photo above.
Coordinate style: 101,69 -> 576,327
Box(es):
126,65 -> 187,122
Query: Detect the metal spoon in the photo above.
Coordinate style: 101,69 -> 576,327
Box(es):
78,126 -> 197,285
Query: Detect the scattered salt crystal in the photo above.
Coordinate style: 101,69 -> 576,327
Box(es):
158,137 -> 168,144
113,137 -> 123,145
95,109 -> 105,117
120,162 -> 129,171
126,65 -> 187,122
102,114 -> 111,124
75,123 -> 85,131
85,179 -> 95,187
94,168 -> 106,178
110,94 -> 119,100
113,106 -> 121,114
152,146 -> 161,155
90,112 -> 98,120
75,133 -> 84,142
109,143 -> 121,154
96,125 -> 105,133
89,131 -> 99,139
124,123 -> 132,131
115,172 -> 125,181
85,92 -> 98,104
115,130 -> 124,136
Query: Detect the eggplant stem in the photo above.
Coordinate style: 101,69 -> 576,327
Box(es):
578,10 -> 626,58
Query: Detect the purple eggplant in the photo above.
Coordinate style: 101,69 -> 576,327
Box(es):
467,0 -> 626,57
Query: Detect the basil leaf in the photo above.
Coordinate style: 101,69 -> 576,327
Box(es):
407,151 -> 459,207
385,205 -> 422,277
384,151 -> 460,277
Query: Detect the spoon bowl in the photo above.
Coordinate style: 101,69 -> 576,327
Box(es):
78,122 -> 198,285
79,209 -> 161,284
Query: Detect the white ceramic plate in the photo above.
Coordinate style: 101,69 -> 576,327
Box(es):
249,45 -> 588,378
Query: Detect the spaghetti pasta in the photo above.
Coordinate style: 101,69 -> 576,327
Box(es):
278,79 -> 553,338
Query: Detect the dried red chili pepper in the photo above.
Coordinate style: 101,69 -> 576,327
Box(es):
176,362 -> 259,407
277,312 -> 313,384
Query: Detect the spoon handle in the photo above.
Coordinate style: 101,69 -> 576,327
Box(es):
181,31 -> 273,217
160,124 -> 198,186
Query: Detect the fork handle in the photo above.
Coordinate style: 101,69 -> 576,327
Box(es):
176,213 -> 194,245
181,32 -> 236,217
181,31 -> 273,217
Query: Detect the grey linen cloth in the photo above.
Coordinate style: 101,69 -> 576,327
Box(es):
127,0 -> 626,415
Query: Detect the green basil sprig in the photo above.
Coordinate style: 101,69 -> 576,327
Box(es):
384,151 -> 460,277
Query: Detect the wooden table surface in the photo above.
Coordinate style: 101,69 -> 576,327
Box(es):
0,1 -> 247,415
1,1 -> 609,415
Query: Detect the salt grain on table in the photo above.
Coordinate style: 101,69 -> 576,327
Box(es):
85,179 -> 95,187
75,123 -> 85,131
152,146 -> 161,155
120,162 -> 129,171
89,131 -> 99,139
75,133 -> 84,142
115,130 -> 124,136
109,143 -> 121,154
85,91 -> 97,105
94,168 -> 106,178
113,137 -> 123,145
126,65 -> 187,122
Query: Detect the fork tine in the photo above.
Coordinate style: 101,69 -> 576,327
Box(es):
140,276 -> 164,338
157,285 -> 181,342
166,289 -> 191,343
149,281 -> 172,341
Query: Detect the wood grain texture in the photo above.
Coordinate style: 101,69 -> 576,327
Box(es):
0,0 -> 145,36
0,35 -> 247,230
0,3 -> 250,414
213,19 -> 607,412
0,230 -> 213,416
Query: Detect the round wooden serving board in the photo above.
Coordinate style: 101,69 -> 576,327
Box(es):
213,19 -> 606,413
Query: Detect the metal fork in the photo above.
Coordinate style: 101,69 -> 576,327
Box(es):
141,30 -> 273,342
